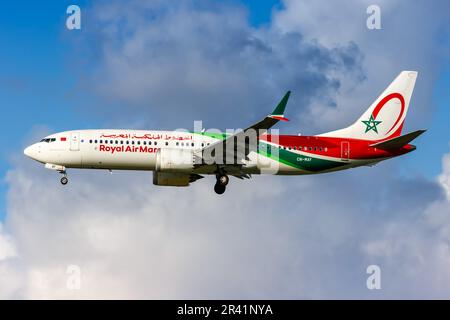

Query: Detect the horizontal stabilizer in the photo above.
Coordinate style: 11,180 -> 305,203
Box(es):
370,129 -> 426,150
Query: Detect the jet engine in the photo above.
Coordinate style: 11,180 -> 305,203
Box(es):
155,148 -> 195,173
153,148 -> 203,186
153,172 -> 191,186
153,171 -> 204,187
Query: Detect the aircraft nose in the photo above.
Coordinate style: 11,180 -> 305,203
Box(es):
24,145 -> 34,158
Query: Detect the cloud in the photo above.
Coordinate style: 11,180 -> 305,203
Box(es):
1,0 -> 450,299
439,151 -> 450,199
361,154 -> 450,298
1,140 -> 449,299
0,222 -> 23,298
274,0 -> 450,132
75,0 -> 364,131
0,224 -> 16,261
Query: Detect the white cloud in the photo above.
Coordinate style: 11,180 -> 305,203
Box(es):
361,169 -> 450,298
0,224 -> 16,260
76,0 -> 364,132
273,0 -> 449,132
439,151 -> 450,200
0,223 -> 23,299
1,146 -> 448,299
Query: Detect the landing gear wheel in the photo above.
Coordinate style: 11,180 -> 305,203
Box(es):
214,183 -> 226,195
217,174 -> 229,186
60,176 -> 68,185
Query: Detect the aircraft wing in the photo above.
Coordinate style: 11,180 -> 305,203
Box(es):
195,91 -> 291,166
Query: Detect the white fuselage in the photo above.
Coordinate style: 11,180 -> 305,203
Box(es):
25,130 -> 219,170
23,129 -> 380,178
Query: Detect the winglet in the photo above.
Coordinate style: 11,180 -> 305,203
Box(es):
269,91 -> 291,121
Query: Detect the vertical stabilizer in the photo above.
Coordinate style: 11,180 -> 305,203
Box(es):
322,71 -> 418,141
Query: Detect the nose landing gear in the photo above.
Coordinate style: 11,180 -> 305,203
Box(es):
59,171 -> 68,185
44,164 -> 68,186
60,176 -> 68,185
214,174 -> 229,195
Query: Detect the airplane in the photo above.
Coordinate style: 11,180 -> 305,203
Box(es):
24,71 -> 425,194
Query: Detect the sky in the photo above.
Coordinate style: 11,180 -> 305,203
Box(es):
0,0 -> 449,299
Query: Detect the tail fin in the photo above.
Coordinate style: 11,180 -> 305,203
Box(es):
322,71 -> 418,141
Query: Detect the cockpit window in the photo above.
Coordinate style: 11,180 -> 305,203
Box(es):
40,138 -> 56,143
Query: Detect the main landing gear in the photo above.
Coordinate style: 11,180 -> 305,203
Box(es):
214,174 -> 229,195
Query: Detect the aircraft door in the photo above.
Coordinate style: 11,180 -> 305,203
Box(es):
341,141 -> 350,161
70,132 -> 80,151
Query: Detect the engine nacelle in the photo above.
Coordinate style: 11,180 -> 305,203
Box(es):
153,172 -> 190,186
155,148 -> 194,173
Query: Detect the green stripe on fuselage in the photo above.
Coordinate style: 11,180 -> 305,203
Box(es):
191,133 -> 346,172
257,141 -> 346,172
191,131 -> 229,140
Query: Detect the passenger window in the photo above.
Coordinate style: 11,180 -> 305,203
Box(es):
126,141 -> 129,145
154,142 -> 158,146
165,142 -> 168,146
309,147 -> 312,151
176,142 -> 179,146
132,141 -> 135,145
137,141 -> 141,145
89,140 -> 92,144
191,142 -> 194,147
